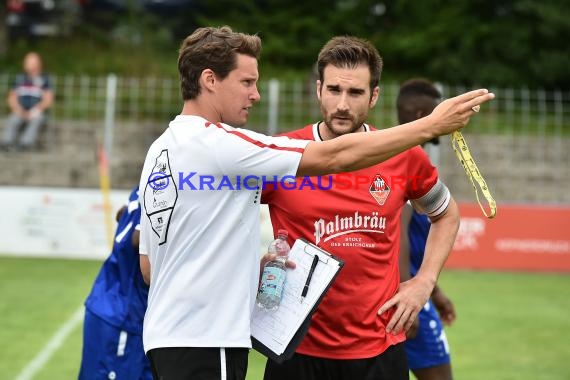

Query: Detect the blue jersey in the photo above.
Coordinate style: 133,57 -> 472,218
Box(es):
407,210 -> 430,277
85,187 -> 149,335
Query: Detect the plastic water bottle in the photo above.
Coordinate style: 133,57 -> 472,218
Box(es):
257,229 -> 290,310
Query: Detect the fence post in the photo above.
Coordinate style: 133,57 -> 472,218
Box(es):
267,79 -> 280,135
99,73 -> 118,250
104,73 -> 117,161
553,90 -> 563,179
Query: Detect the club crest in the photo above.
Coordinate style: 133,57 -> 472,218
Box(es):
369,174 -> 390,206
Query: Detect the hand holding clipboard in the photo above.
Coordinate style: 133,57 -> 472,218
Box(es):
251,239 -> 344,363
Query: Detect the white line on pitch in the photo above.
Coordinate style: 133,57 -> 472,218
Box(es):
15,306 -> 84,380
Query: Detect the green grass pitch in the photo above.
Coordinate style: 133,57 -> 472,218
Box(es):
1,256 -> 568,379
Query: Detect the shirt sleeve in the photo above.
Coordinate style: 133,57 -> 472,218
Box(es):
407,147 -> 451,218
406,146 -> 438,199
213,125 -> 310,179
411,179 -> 451,218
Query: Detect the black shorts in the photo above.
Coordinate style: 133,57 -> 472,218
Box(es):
147,347 -> 248,380
263,342 -> 409,380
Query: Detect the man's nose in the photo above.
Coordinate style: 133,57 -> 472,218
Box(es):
337,93 -> 349,112
250,86 -> 261,103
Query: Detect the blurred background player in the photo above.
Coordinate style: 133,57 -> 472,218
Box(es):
78,186 -> 152,380
262,36 -> 460,380
398,78 -> 456,380
2,51 -> 53,151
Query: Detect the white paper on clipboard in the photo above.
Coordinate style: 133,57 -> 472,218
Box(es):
251,239 -> 343,358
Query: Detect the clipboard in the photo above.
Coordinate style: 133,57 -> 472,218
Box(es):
251,238 -> 344,363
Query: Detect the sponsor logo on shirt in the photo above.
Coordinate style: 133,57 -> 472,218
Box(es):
313,211 -> 386,245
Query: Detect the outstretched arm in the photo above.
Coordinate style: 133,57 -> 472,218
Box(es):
297,89 -> 494,176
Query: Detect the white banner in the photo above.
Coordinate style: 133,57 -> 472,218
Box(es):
0,187 -> 130,260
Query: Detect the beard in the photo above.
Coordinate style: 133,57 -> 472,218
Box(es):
321,108 -> 366,139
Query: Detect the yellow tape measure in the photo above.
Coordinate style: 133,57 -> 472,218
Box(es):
451,131 -> 497,219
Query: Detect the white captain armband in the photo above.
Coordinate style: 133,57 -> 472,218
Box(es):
411,179 -> 451,218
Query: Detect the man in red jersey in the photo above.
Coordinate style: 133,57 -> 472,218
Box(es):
262,36 -> 460,380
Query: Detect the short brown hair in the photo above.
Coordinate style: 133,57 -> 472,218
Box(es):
178,26 -> 262,100
316,36 -> 383,94
397,78 -> 441,125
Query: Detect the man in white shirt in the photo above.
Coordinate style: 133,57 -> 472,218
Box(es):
138,25 -> 494,380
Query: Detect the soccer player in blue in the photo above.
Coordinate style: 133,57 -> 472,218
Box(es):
78,186 -> 152,380
398,79 -> 457,380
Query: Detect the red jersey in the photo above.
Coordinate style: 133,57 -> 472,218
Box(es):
261,123 -> 439,359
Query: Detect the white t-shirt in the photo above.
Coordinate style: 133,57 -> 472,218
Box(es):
138,115 -> 309,352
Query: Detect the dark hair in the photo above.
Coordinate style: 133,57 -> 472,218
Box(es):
397,78 -> 442,126
178,26 -> 262,100
316,36 -> 383,94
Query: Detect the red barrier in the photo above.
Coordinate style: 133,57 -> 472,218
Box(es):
446,203 -> 570,272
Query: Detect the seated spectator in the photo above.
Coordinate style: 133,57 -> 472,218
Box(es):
2,52 -> 53,151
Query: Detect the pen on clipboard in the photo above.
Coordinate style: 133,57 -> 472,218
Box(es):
300,254 -> 319,303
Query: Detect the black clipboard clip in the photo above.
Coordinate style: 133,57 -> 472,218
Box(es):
302,243 -> 331,264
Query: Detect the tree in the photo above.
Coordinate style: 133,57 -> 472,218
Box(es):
359,0 -> 570,88
198,0 -> 569,88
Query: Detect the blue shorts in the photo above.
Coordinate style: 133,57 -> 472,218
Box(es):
79,309 -> 153,380
405,299 -> 451,370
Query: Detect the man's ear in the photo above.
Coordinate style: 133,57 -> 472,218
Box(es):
200,69 -> 216,93
369,86 -> 380,108
316,80 -> 322,102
